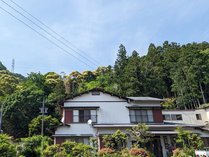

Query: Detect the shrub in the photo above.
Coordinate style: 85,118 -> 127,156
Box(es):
0,134 -> 16,157
129,148 -> 150,157
172,148 -> 194,157
18,135 -> 52,157
171,148 -> 188,157
43,144 -> 61,157
98,148 -> 115,156
61,141 -> 76,154
102,130 -> 128,150
61,141 -> 93,156
72,143 -> 93,156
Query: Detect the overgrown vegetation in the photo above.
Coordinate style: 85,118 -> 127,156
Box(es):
0,124 -> 204,157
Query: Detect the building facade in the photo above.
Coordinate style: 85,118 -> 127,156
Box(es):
54,88 -> 209,157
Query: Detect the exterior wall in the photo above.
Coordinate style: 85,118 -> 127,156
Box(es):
205,108 -> 209,123
64,92 -> 163,124
153,109 -> 164,123
64,109 -> 73,123
55,137 -> 65,144
162,109 -> 207,125
55,124 -> 97,136
66,92 -> 126,102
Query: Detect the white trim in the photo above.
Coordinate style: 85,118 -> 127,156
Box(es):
93,124 -> 204,128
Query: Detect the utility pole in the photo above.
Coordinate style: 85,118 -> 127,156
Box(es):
39,97 -> 48,156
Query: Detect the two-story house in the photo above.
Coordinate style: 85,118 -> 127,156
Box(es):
54,88 -> 209,157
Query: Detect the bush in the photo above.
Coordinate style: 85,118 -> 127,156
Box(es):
102,130 -> 128,150
60,141 -> 93,156
43,144 -> 61,157
72,143 -> 93,156
98,148 -> 115,156
0,134 -> 16,157
171,148 -> 194,157
129,148 -> 150,157
18,135 -> 52,157
61,141 -> 76,154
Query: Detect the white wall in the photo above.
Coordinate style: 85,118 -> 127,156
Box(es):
205,108 -> 209,123
65,92 -> 126,102
55,91 -> 162,136
65,92 -> 161,124
55,124 -> 97,136
162,109 -> 207,125
65,92 -> 130,124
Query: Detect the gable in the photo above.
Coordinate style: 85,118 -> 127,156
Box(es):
65,91 -> 127,102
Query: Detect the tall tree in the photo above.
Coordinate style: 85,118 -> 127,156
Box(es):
124,50 -> 143,96
114,44 -> 128,96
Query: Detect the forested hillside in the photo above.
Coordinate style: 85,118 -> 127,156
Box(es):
1,41 -> 209,138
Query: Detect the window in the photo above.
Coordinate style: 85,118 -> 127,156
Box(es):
73,109 -> 97,123
163,114 -> 182,121
129,109 -> 153,123
171,114 -> 182,120
92,91 -> 100,95
163,114 -> 171,120
67,137 -> 89,144
196,114 -> 202,120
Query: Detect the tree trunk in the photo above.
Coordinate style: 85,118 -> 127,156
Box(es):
199,82 -> 206,104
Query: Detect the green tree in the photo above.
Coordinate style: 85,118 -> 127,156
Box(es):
103,130 -> 128,151
2,83 -> 44,137
127,123 -> 152,148
175,127 -> 203,149
0,61 -> 7,70
124,50 -> 143,96
18,135 -> 52,157
140,44 -> 166,97
0,134 -> 16,157
0,70 -> 20,96
114,44 -> 128,96
29,115 -> 60,136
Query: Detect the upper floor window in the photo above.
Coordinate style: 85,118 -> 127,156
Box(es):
196,114 -> 202,120
129,109 -> 153,123
92,91 -> 100,95
163,114 -> 182,121
73,109 -> 97,123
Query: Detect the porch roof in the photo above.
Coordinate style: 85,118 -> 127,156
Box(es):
92,123 -> 204,128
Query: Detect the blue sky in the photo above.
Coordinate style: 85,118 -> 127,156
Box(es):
0,0 -> 209,76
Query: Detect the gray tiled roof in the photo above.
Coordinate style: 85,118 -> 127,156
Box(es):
127,97 -> 165,101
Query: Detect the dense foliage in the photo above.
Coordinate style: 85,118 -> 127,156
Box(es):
0,134 -> 16,157
0,41 -> 209,138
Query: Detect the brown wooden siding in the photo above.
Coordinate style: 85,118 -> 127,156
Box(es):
153,109 -> 163,123
65,109 -> 73,124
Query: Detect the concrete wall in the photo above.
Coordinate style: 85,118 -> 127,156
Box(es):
162,109 -> 207,125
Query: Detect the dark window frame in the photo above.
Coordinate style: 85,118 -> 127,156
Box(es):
129,109 -> 154,123
73,109 -> 97,123
196,114 -> 202,120
92,91 -> 100,95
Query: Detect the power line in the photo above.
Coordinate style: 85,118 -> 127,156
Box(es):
0,6 -> 95,69
8,0 -> 100,67
1,0 -> 98,68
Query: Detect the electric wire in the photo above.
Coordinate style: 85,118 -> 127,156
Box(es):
9,0 -> 100,67
1,0 -> 98,68
0,6 -> 95,69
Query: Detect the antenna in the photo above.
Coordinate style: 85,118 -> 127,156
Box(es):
11,59 -> 15,73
